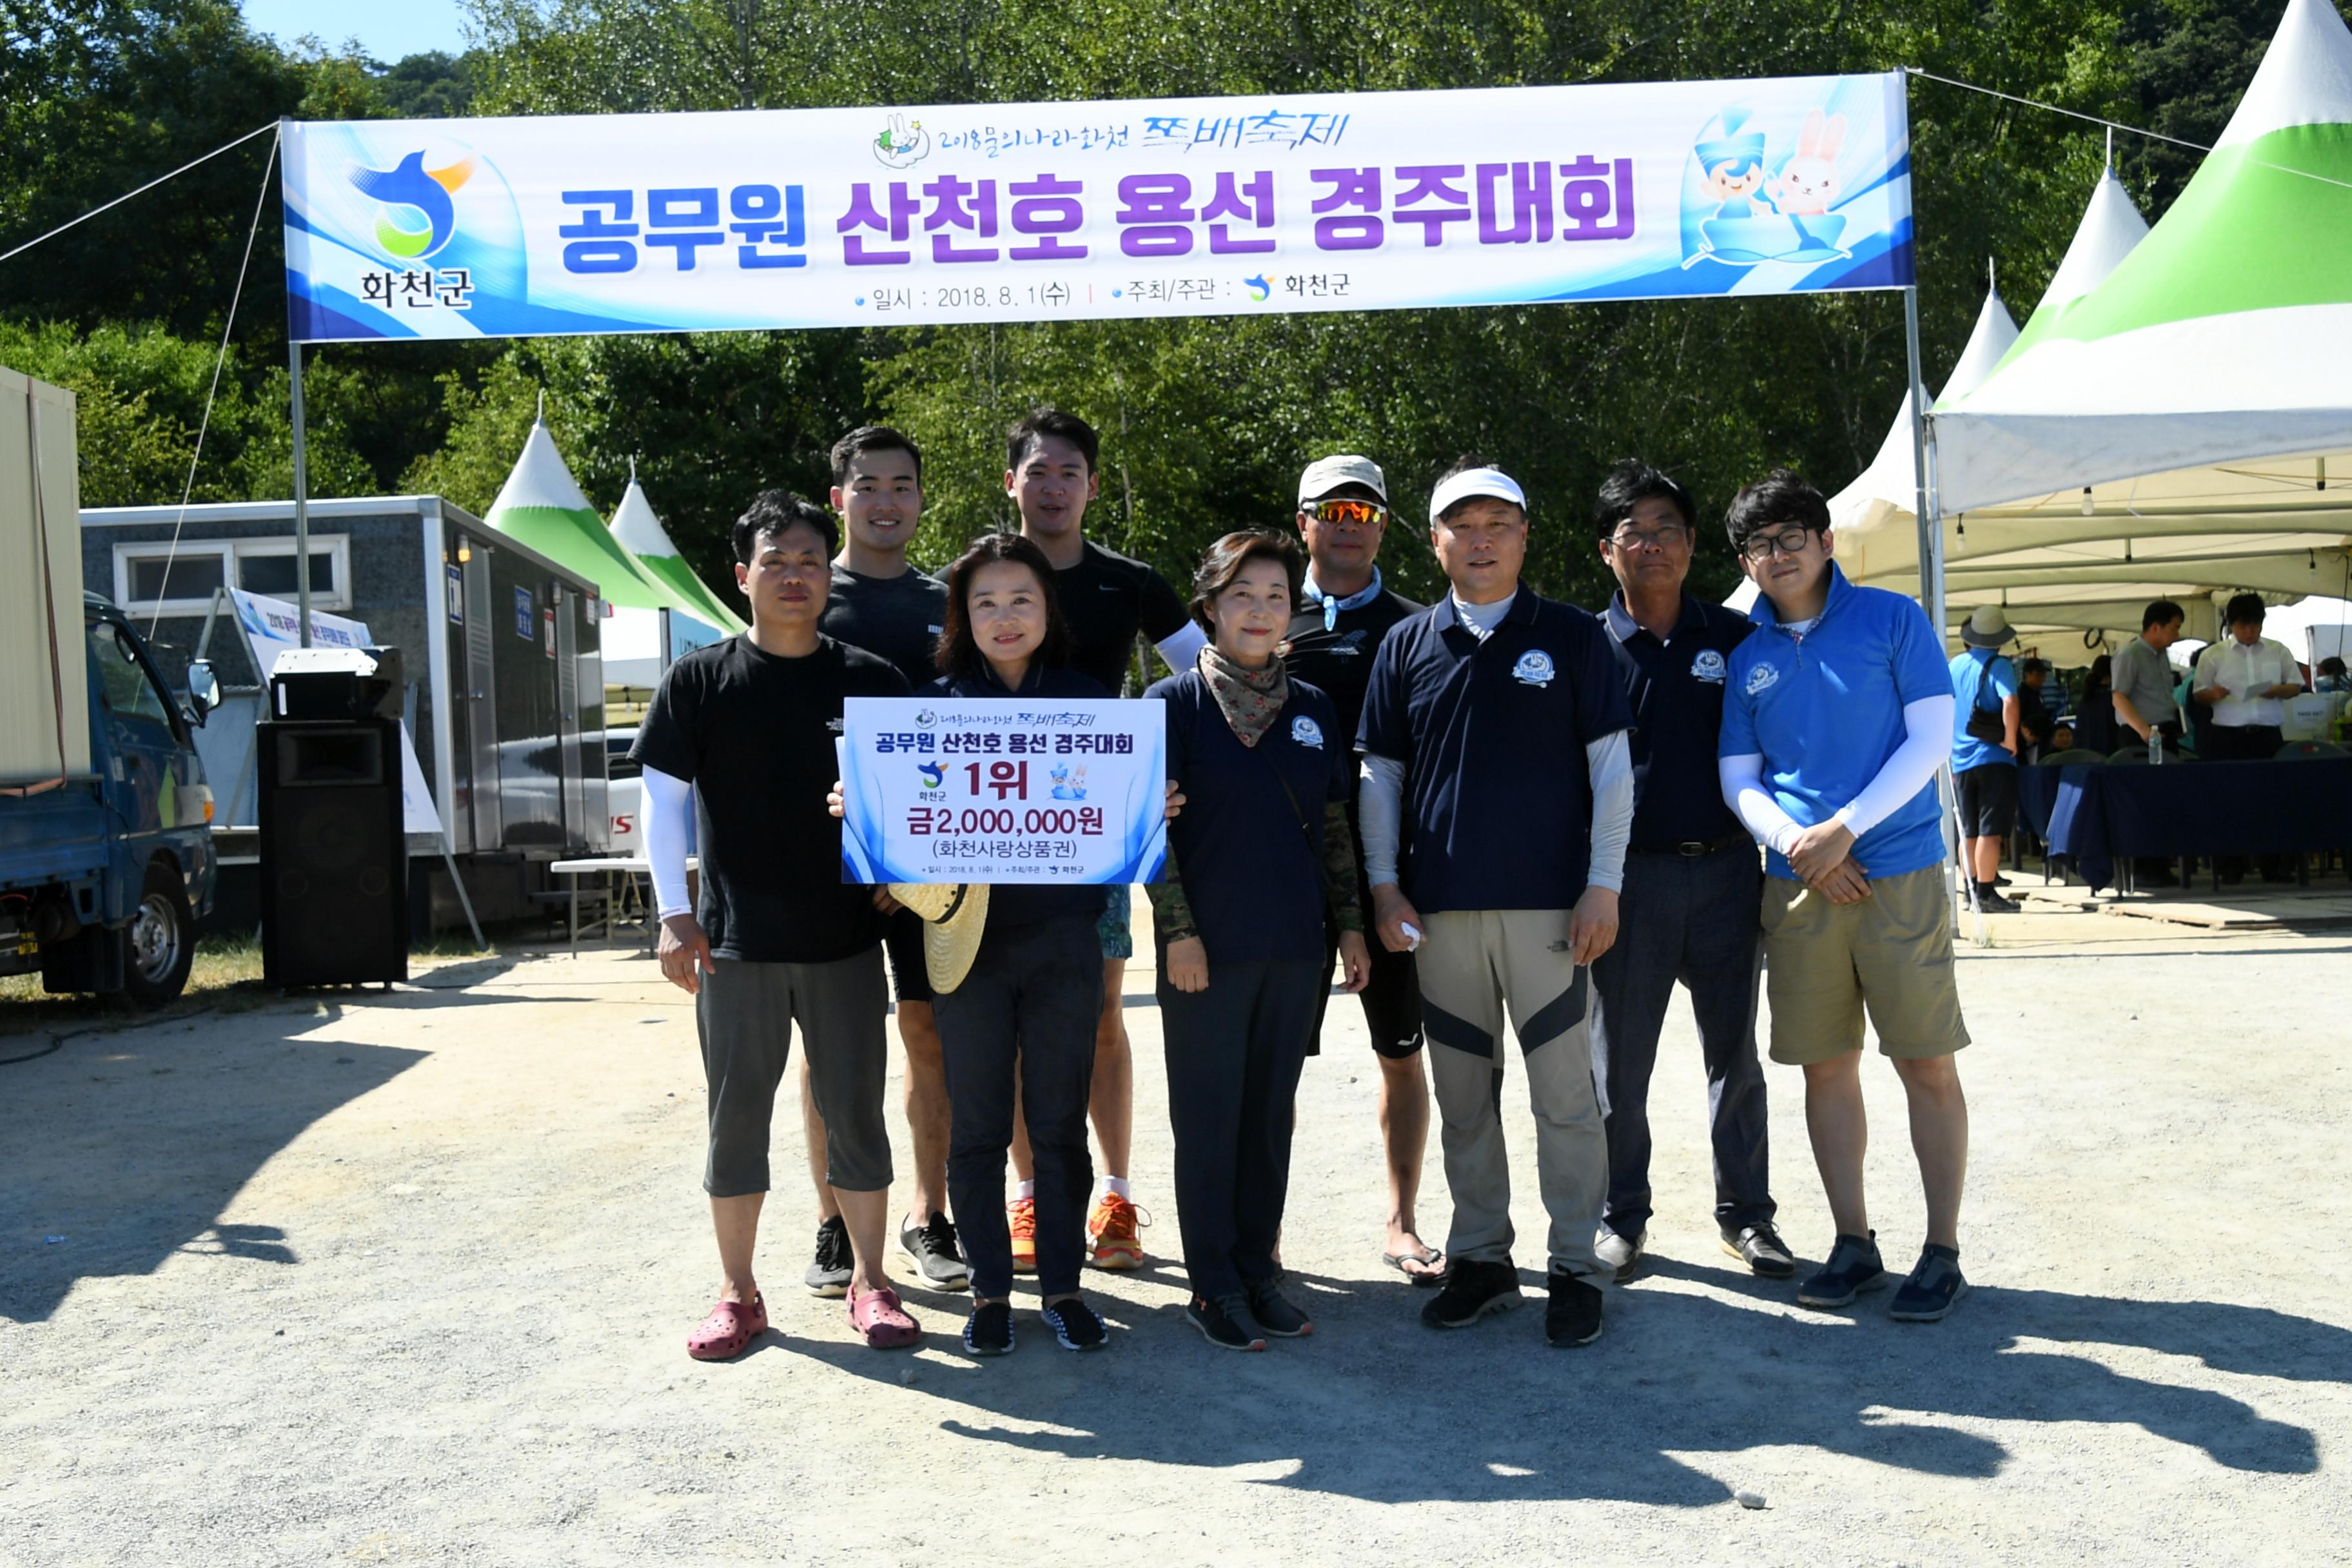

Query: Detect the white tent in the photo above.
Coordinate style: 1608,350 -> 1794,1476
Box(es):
1919,0 -> 2352,655
609,467 -> 746,638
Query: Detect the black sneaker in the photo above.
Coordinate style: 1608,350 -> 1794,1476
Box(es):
1042,1295 -> 1108,1351
898,1213 -> 970,1291
1420,1258 -> 1523,1329
1888,1244 -> 1969,1322
803,1215 -> 852,1298
1544,1270 -> 1604,1347
1184,1293 -> 1266,1352
1244,1276 -> 1314,1338
1721,1222 -> 1798,1279
1975,888 -> 2022,914
963,1299 -> 1014,1357
1797,1231 -> 1887,1309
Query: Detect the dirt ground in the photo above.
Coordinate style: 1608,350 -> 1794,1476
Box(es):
5,903 -> 2351,1566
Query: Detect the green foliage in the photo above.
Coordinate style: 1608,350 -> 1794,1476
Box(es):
0,317 -> 372,505
0,0 -> 2296,616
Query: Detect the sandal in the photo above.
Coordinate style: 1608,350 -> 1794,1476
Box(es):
686,1292 -> 767,1360
848,1286 -> 921,1349
1383,1240 -> 1449,1287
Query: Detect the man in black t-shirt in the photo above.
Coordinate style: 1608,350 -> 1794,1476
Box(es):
1280,454 -> 1442,1287
1002,406 -> 1206,1271
632,492 -> 922,1356
809,426 -> 964,1297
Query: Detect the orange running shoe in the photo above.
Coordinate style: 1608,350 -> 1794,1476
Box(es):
1087,1191 -> 1146,1269
1008,1196 -> 1038,1273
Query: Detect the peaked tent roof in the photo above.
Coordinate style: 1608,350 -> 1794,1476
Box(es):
1896,2 -> 2352,658
1934,0 -> 2352,514
609,475 -> 745,632
485,418 -> 685,616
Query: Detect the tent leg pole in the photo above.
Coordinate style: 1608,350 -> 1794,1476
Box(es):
289,339 -> 312,649
1905,285 -> 1970,930
442,840 -> 486,952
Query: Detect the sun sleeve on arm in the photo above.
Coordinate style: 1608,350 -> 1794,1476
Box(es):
1357,752 -> 1407,888
1583,729 -> 1632,893
1832,694 -> 1955,837
1720,752 -> 1803,858
642,765 -> 696,920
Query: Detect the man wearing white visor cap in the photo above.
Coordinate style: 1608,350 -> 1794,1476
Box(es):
1356,455 -> 1636,1348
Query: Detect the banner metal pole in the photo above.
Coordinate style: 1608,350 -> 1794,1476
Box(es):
288,338 -> 312,649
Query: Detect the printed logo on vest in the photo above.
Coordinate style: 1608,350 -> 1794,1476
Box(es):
1511,650 -> 1556,687
1291,714 -> 1325,748
1692,649 -> 1728,684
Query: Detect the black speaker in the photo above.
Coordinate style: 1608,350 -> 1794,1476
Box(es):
259,719 -> 409,986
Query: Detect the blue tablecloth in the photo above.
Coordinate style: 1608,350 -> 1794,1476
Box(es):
2017,757 -> 2352,892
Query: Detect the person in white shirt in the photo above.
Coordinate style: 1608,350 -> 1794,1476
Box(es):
2191,594 -> 2308,884
2191,594 -> 2306,756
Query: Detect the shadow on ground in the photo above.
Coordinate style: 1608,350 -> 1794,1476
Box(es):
0,966 -> 549,1324
754,1255 -> 2347,1507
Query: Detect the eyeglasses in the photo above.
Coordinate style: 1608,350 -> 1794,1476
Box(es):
1308,498 -> 1387,527
1608,525 -> 1689,553
1738,525 -> 1819,562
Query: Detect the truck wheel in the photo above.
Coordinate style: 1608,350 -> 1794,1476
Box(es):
122,860 -> 194,1009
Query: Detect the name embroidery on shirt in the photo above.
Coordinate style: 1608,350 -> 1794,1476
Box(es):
1692,649 -> 1728,685
1511,651 -> 1556,687
1744,663 -> 1779,696
1291,715 -> 1325,749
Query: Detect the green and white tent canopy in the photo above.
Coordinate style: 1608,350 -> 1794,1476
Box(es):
485,416 -> 727,687
1921,0 -> 2352,652
485,416 -> 676,614
609,470 -> 746,635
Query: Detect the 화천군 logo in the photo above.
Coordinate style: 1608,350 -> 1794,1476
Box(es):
344,150 -> 478,260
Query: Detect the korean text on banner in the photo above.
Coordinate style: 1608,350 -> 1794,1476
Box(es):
282,74 -> 1911,342
838,698 -> 1167,886
229,587 -> 444,838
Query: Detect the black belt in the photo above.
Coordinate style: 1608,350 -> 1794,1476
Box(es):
1631,833 -> 1752,858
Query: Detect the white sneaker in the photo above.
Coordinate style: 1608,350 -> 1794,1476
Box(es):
1594,1228 -> 1645,1283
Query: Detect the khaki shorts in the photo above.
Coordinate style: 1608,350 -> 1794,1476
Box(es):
1759,865 -> 1970,1065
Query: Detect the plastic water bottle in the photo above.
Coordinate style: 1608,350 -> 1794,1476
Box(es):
2148,727 -> 2162,766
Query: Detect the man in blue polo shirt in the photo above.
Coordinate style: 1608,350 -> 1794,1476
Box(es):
1716,469 -> 1972,1323
1358,456 -> 1634,1348
1587,460 -> 1789,1285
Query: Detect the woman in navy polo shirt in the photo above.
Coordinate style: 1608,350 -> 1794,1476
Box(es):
921,534 -> 1118,1358
1146,530 -> 1373,1351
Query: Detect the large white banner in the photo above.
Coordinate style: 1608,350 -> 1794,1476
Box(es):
837,698 -> 1168,885
283,74 -> 1911,342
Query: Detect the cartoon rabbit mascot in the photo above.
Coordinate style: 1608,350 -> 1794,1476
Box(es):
1769,108 -> 1850,259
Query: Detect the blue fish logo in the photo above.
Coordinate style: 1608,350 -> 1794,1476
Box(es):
344,150 -> 477,260
917,761 -> 946,788
1244,274 -> 1271,302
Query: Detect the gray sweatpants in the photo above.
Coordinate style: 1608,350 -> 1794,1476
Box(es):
1416,908 -> 1609,1285
696,948 -> 892,1198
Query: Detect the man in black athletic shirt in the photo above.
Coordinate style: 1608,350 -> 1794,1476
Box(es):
1001,407 -> 1206,1271
806,426 -> 965,1295
1282,455 -> 1443,1286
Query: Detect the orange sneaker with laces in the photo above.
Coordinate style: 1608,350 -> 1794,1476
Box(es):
1087,1191 -> 1145,1269
1008,1195 -> 1037,1273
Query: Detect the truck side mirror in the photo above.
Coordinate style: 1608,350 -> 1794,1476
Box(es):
185,659 -> 220,724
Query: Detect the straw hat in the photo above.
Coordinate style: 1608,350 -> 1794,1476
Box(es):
887,883 -> 990,994
1960,605 -> 2016,649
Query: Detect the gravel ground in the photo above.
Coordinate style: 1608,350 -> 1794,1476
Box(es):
4,909 -> 2350,1566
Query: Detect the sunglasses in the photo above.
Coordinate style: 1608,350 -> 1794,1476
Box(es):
1308,498 -> 1387,527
